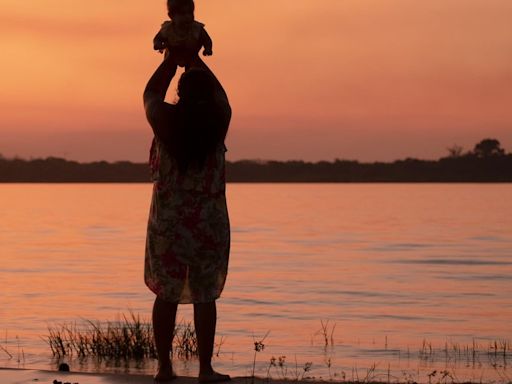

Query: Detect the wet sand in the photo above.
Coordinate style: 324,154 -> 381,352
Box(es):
1,368 -> 322,384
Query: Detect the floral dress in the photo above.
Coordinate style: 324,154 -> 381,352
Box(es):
144,137 -> 230,303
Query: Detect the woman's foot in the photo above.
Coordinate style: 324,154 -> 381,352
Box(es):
198,371 -> 231,383
154,364 -> 177,383
154,374 -> 177,383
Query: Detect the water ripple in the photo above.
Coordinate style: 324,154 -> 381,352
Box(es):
389,258 -> 512,266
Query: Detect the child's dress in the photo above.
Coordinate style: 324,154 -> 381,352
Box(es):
154,20 -> 213,55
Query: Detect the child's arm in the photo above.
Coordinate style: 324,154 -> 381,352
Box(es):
153,30 -> 167,52
200,28 -> 213,56
153,21 -> 173,52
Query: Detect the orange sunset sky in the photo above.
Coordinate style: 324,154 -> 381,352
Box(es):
1,0 -> 511,162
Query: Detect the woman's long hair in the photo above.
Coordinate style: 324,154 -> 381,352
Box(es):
171,68 -> 224,172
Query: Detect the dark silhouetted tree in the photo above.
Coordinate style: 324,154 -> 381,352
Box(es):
446,144 -> 464,158
473,138 -> 505,157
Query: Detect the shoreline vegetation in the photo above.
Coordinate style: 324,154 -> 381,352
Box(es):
1,139 -> 511,183
39,316 -> 512,383
43,312 -> 512,383
1,314 -> 510,383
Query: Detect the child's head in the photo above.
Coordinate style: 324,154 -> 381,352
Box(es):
167,0 -> 195,21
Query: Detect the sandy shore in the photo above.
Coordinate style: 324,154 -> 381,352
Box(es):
0,368 -> 309,384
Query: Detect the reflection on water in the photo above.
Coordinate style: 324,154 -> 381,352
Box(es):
1,183 -> 511,382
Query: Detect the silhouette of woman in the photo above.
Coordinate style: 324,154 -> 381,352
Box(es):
143,46 -> 231,383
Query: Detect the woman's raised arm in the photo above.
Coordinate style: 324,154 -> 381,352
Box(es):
187,56 -> 230,107
143,55 -> 177,105
143,56 -> 178,142
186,56 -> 232,140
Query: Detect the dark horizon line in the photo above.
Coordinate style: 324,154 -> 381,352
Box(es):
2,138 -> 510,182
1,137 -> 509,165
1,153 -> 512,183
2,152 -> 511,166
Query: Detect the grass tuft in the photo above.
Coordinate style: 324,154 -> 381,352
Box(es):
45,313 -> 199,360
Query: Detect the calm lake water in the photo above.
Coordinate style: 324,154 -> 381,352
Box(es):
1,184 -> 511,382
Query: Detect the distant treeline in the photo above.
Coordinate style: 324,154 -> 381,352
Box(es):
1,138 -> 511,182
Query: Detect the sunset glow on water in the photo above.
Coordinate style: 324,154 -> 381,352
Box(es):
1,184 -> 511,382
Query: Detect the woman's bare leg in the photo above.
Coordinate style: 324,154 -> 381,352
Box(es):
153,296 -> 178,381
194,301 -> 230,382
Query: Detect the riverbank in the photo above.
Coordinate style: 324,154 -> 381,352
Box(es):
2,144 -> 512,182
1,368 -> 312,384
